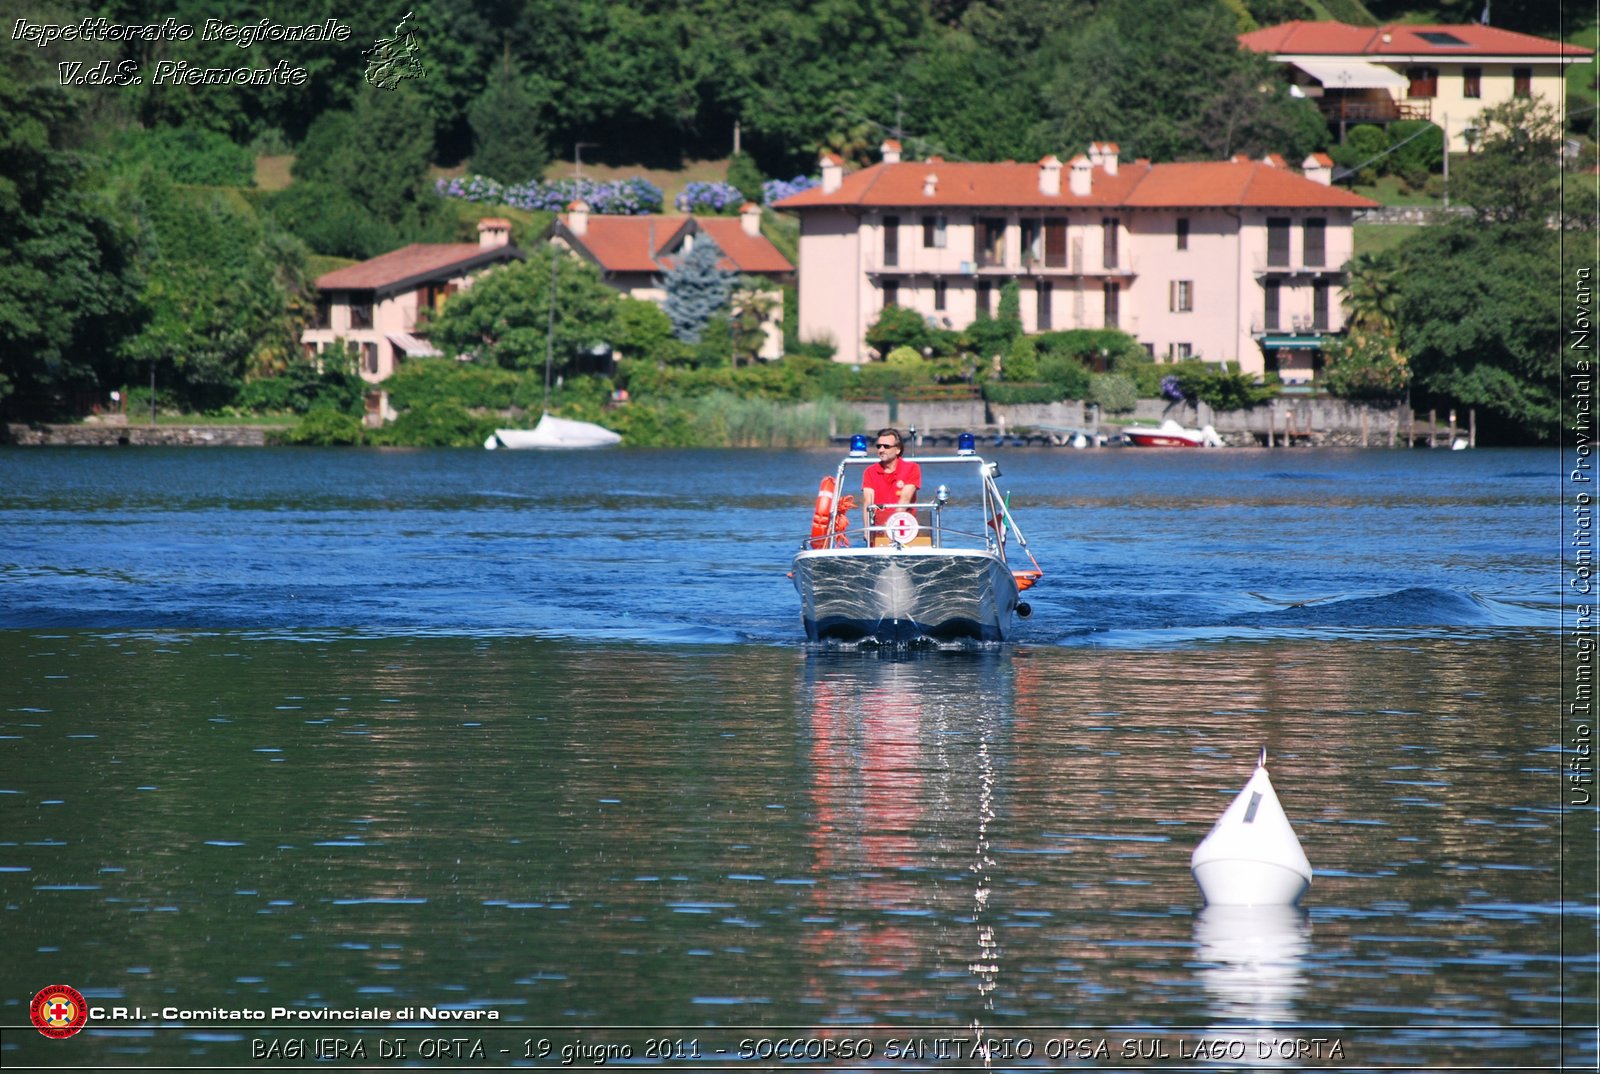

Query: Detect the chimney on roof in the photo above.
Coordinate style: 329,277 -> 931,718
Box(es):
1101,142 -> 1119,176
477,217 -> 511,249
740,201 -> 762,237
1262,152 -> 1287,168
1302,153 -> 1333,186
881,139 -> 902,164
567,200 -> 589,237
1038,155 -> 1062,196
923,172 -> 938,197
1087,142 -> 1104,168
1233,153 -> 1251,164
1068,154 -> 1092,197
820,152 -> 842,194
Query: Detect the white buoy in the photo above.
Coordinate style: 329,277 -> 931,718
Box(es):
1191,750 -> 1312,907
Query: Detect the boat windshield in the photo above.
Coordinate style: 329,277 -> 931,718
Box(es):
815,454 -> 1025,556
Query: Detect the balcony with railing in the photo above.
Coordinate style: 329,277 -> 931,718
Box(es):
1252,255 -> 1343,277
1317,95 -> 1431,126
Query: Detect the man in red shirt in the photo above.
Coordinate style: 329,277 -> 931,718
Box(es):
862,427 -> 922,544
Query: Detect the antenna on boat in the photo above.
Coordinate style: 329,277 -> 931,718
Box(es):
544,243 -> 559,417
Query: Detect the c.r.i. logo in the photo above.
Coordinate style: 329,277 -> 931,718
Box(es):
31,984 -> 88,1039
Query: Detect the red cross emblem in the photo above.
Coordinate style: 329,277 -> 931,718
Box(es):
31,984 -> 88,1039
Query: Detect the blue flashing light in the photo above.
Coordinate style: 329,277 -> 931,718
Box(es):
849,434 -> 870,456
957,432 -> 976,455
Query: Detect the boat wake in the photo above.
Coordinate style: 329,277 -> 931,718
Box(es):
1046,585 -> 1557,647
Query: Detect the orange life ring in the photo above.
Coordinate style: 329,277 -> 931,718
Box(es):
809,476 -> 836,547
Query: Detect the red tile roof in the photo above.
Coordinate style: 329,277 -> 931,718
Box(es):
557,214 -> 793,275
776,159 -> 1150,209
1239,20 -> 1590,58
774,158 -> 1376,212
561,215 -> 690,273
316,244 -> 519,290
1122,160 -> 1376,209
691,218 -> 795,274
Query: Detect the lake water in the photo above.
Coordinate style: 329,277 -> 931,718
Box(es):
0,445 -> 1591,1071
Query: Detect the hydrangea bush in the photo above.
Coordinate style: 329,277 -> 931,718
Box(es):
674,181 -> 744,214
762,175 -> 821,205
436,175 -> 664,215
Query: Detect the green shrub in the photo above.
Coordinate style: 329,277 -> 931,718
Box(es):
982,381 -> 1062,404
383,358 -> 522,410
1387,120 -> 1444,178
1169,360 -> 1277,409
865,304 -> 933,355
1087,372 -> 1138,414
727,152 -> 765,203
237,360 -> 364,415
1038,352 -> 1091,398
371,401 -> 496,447
283,408 -> 364,445
1003,333 -> 1040,381
110,126 -> 255,185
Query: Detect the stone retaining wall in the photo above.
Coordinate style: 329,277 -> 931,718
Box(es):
6,422 -> 275,446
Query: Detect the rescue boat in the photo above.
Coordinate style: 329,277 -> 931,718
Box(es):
791,433 -> 1043,645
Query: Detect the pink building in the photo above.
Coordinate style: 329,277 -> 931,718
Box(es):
301,218 -> 524,419
775,143 -> 1377,383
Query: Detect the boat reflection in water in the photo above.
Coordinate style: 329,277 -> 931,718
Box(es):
1192,905 -> 1313,1066
796,652 -> 1014,1035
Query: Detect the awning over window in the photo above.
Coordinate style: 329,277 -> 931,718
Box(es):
1292,60 -> 1409,91
388,332 -> 441,357
1259,334 -> 1327,350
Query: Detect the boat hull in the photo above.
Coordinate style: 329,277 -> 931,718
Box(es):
1125,431 -> 1202,448
792,547 -> 1019,644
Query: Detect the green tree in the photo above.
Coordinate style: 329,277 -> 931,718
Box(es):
726,152 -> 765,203
0,69 -> 145,421
1452,98 -> 1562,225
468,58 -> 551,184
730,287 -> 779,366
1041,0 -> 1325,162
286,85 -> 446,252
122,172 -> 308,412
663,236 -> 734,343
1391,222 -> 1560,439
1320,328 -> 1411,400
1004,332 -> 1040,381
1341,251 -> 1402,331
429,247 -> 619,377
865,304 -> 933,356
612,297 -> 676,361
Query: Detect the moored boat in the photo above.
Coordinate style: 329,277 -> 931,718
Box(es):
791,434 -> 1042,644
1123,419 -> 1223,448
485,412 -> 620,450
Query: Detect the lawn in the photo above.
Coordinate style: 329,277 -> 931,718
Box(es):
1353,223 -> 1424,256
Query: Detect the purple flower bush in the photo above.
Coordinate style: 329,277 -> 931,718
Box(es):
436,175 -> 664,215
762,175 -> 821,206
674,181 -> 744,214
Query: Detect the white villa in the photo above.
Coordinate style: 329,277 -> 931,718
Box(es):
1240,20 -> 1591,150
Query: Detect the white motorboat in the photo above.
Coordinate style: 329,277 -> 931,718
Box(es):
485,412 -> 620,450
1123,419 -> 1224,448
791,434 -> 1043,644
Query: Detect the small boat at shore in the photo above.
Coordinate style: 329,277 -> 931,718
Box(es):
484,412 -> 620,450
791,434 -> 1043,645
1123,419 -> 1223,448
